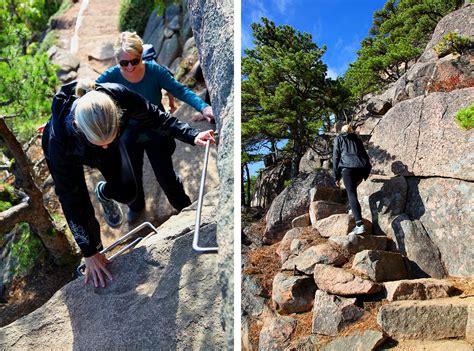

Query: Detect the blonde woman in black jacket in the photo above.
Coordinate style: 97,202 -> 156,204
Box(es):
332,124 -> 371,235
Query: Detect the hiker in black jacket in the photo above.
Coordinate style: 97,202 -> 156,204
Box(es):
332,124 -> 372,235
42,80 -> 215,288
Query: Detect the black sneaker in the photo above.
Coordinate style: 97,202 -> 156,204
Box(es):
95,181 -> 123,228
127,208 -> 143,225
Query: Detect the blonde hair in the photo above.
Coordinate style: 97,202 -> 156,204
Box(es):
341,124 -> 354,134
114,31 -> 144,59
75,79 -> 96,97
74,91 -> 121,144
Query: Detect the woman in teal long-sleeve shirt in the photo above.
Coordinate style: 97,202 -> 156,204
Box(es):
96,31 -> 214,224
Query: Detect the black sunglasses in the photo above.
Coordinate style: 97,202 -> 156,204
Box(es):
119,58 -> 141,67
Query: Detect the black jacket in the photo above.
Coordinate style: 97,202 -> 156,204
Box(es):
332,133 -> 371,182
42,82 -> 199,256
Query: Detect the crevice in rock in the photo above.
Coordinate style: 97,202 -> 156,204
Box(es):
411,96 -> 424,171
404,175 -> 474,183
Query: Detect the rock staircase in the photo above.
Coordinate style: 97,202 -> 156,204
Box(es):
244,178 -> 473,350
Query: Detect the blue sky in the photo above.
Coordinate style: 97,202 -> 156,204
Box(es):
242,0 -> 387,175
242,0 -> 387,77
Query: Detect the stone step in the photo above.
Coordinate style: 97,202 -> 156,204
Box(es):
377,296 -> 474,340
281,243 -> 347,274
329,234 -> 388,254
383,278 -> 456,301
352,250 -> 410,282
272,272 -> 316,315
384,339 -> 474,351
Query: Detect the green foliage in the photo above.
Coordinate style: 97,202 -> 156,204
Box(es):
433,32 -> 473,57
0,183 -> 18,203
455,103 -> 474,130
0,0 -> 60,142
0,200 -> 12,211
242,18 -> 346,174
37,29 -> 59,54
344,0 -> 461,100
8,223 -> 44,277
283,179 -> 293,188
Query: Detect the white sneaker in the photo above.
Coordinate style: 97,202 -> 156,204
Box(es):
348,224 -> 365,235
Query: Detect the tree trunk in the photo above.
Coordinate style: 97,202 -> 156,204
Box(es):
244,163 -> 251,207
0,117 -> 77,265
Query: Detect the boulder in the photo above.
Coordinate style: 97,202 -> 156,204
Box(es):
391,214 -> 446,278
357,116 -> 382,136
299,148 -> 323,173
313,264 -> 381,296
182,12 -> 193,40
320,330 -> 386,351
182,37 -> 196,57
352,250 -> 410,282
329,234 -> 388,255
405,177 -> 474,277
47,45 -> 80,73
369,88 -> 474,180
311,290 -> 364,336
0,196 -> 225,349
309,186 -> 346,204
88,41 -> 114,61
272,272 -> 316,314
158,33 -> 180,67
143,9 -> 163,42
264,171 -> 334,243
358,175 -> 407,237
383,278 -> 455,301
289,239 -> 312,257
251,162 -> 291,209
391,340 -> 474,351
467,303 -> 474,344
309,201 -> 347,227
314,214 -> 355,238
276,227 -> 318,264
282,244 -> 347,274
168,15 -> 180,31
258,315 -> 297,351
377,296 -> 474,340
242,274 -> 266,317
291,213 -> 311,228
366,97 -> 391,115
164,27 -> 175,38
285,335 -> 320,351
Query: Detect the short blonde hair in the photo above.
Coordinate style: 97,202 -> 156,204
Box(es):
75,79 -> 96,97
341,124 -> 354,134
114,31 -> 143,59
74,91 -> 121,144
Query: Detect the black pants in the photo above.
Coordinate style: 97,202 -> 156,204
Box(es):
124,135 -> 191,212
341,168 -> 365,224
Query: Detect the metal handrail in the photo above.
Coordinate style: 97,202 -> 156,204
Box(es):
192,134 -> 218,252
76,221 -> 159,276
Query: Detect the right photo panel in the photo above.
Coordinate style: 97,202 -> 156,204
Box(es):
241,0 -> 474,349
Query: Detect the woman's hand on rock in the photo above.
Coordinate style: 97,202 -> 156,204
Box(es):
84,252 -> 112,288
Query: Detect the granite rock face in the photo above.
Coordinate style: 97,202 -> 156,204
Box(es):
265,171 -> 335,243
369,89 -> 474,180
0,193 -> 225,349
320,330 -> 386,351
251,162 -> 291,209
188,0 -> 235,347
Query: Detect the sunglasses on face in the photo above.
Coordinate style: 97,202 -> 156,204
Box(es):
119,58 -> 141,67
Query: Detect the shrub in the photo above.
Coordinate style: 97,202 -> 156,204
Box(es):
455,104 -> 474,130
118,0 -> 157,36
433,32 -> 473,58
9,223 -> 45,277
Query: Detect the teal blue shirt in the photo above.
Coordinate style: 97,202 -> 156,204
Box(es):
96,61 -> 208,112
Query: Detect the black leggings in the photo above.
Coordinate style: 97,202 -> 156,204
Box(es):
341,168 -> 365,224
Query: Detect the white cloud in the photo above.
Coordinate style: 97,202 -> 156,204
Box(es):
326,67 -> 338,79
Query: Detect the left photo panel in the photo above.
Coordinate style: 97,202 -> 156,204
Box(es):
0,0 -> 234,349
